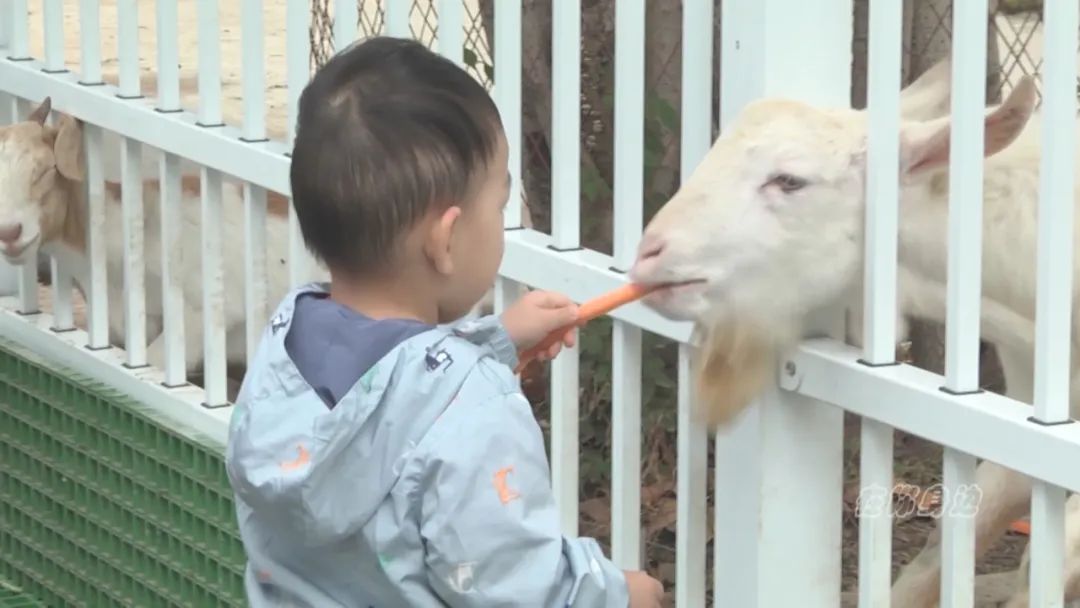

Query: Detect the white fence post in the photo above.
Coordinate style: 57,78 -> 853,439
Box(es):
713,1 -> 852,606
0,0 -> 8,50
0,3 -> 15,297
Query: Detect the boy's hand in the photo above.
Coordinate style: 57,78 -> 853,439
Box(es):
624,570 -> 665,607
500,290 -> 579,360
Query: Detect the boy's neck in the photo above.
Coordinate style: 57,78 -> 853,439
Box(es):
328,270 -> 439,325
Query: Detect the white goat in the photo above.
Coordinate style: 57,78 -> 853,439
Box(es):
0,98 -> 527,387
628,62 -> 1080,607
0,98 -> 327,382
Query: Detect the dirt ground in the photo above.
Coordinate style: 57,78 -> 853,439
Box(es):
839,417 -> 1030,591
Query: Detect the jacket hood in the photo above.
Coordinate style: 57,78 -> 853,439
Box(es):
225,284 -> 486,546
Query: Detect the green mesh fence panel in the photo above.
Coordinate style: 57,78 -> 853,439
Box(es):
0,339 -> 246,607
0,580 -> 43,607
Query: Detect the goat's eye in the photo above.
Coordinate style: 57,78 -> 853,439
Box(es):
767,173 -> 808,193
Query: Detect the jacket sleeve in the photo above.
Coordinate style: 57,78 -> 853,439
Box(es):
418,383 -> 629,607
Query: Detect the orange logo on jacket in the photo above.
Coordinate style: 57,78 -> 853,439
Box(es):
493,466 -> 521,504
280,444 -> 311,471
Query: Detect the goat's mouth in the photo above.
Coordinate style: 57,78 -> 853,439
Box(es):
647,279 -> 707,295
638,279 -> 709,320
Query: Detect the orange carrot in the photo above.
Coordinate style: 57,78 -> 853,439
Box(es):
1009,519 -> 1031,536
514,283 -> 660,374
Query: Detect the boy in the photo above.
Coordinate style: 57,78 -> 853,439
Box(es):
224,36 -> 665,607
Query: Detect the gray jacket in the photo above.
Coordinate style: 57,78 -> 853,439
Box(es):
225,284 -> 629,607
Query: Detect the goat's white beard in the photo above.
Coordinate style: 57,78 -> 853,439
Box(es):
693,309 -> 800,430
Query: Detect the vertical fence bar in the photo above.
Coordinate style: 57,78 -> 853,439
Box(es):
857,1 -> 902,605
384,0 -> 410,38
36,114 -> 71,330
48,262 -> 73,331
244,186 -> 267,365
608,0 -> 646,571
6,97 -> 36,315
334,0 -> 358,51
612,0 -> 645,272
1027,1 -> 1078,604
549,0 -> 581,250
1030,484 -> 1068,607
862,0 -> 901,364
856,420 -> 894,607
42,0 -> 64,72
940,449 -> 978,607
287,0 -> 311,287
83,124 -> 109,349
286,0 -> 309,147
436,0 -> 463,65
940,1 -> 988,605
494,0 -> 522,229
243,0 -> 269,365
1032,0 -> 1077,430
116,0 -> 139,98
550,340 -> 580,537
120,138 -> 147,367
43,114 -> 72,331
676,345 -> 707,607
197,0 -> 223,126
548,0 -> 583,533
79,0 -> 101,84
156,0 -> 180,111
8,0 -> 27,59
942,3 -> 986,395
610,323 -> 641,568
677,0 -> 712,604
286,181 -> 305,290
201,167 -> 228,406
15,245 -> 36,314
492,278 -> 519,315
241,0 -> 265,140
198,0 -> 226,401
113,0 -> 148,363
159,153 -> 186,386
680,0 -> 713,174
2,97 -> 28,313
156,0 -> 184,383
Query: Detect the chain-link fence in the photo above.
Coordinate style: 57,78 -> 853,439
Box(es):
853,0 -> 1072,108
309,0 -> 492,87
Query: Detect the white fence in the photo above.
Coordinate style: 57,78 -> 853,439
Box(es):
0,0 -> 1078,606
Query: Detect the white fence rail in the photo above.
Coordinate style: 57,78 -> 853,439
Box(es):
0,0 -> 1077,606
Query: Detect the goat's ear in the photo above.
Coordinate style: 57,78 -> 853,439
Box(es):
53,114 -> 84,182
899,57 -> 951,121
899,75 -> 1036,177
27,97 -> 51,126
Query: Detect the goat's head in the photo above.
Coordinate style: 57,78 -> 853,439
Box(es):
0,97 -> 84,264
630,67 -> 1036,429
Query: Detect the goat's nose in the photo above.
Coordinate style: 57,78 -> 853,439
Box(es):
636,233 -> 665,263
0,223 -> 23,244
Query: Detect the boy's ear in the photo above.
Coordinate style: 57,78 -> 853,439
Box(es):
424,205 -> 463,276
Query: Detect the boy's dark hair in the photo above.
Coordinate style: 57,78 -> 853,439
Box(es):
289,36 -> 503,274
